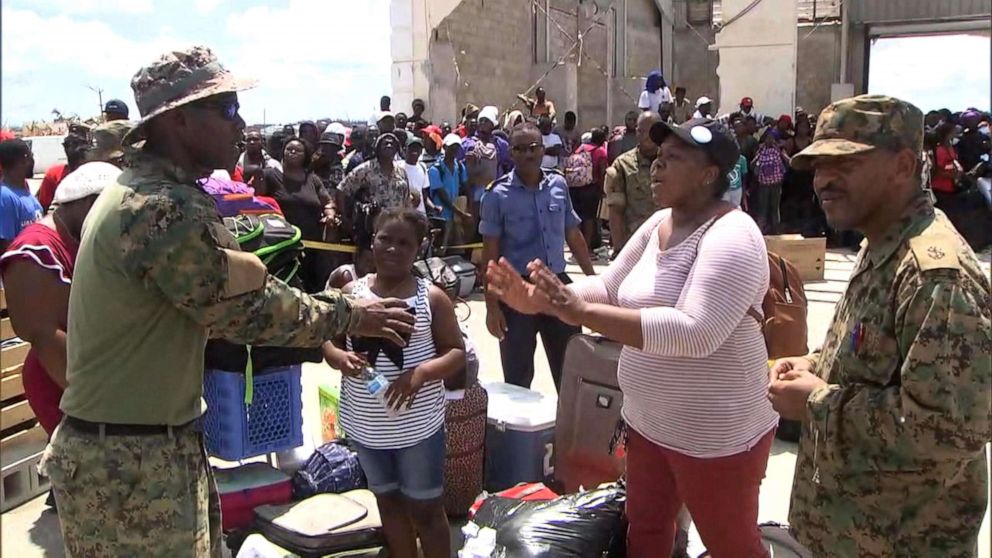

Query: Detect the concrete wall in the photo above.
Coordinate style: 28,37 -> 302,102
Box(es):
390,0 -> 463,121
714,0 -> 798,119
416,0 -> 662,129
796,24 -> 841,114
671,27 -> 719,110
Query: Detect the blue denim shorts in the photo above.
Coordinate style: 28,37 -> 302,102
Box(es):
351,428 -> 446,500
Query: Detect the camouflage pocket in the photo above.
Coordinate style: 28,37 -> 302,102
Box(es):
38,437 -> 78,485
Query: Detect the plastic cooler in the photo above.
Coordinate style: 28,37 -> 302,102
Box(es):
483,382 -> 557,491
203,365 -> 304,461
214,462 -> 292,531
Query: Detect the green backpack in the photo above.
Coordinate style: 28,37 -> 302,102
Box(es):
224,214 -> 305,288
208,214 -> 309,404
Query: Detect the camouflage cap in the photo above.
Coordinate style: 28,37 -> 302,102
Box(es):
791,94 -> 923,170
123,45 -> 256,145
88,120 -> 134,162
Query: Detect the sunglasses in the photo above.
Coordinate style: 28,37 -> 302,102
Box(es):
511,142 -> 542,154
195,99 -> 241,121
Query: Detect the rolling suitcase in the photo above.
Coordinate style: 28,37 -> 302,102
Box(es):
253,489 -> 384,557
443,382 -> 488,516
555,334 -> 625,493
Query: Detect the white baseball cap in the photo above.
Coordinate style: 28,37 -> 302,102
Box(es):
478,106 -> 499,125
52,161 -> 121,205
442,133 -> 463,147
695,96 -> 713,108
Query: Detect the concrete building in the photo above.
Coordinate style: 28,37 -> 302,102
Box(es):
670,0 -> 991,117
391,0 -> 666,130
392,0 -> 991,128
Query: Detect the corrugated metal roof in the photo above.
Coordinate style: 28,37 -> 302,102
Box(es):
712,0 -> 840,25
692,0 -> 988,27
849,0 -> 991,23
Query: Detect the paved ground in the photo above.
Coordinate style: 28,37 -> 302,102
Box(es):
3,248 -> 990,557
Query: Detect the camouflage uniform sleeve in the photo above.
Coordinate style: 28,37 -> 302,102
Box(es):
125,191 -> 354,347
807,273 -> 992,465
604,162 -> 626,208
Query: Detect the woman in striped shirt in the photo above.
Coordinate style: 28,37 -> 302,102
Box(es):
322,208 -> 465,558
488,119 -> 777,558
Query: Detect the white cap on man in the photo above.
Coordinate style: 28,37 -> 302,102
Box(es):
478,106 -> 499,125
442,133 -> 463,147
695,96 -> 713,108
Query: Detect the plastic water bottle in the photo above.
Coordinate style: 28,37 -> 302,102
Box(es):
362,366 -> 398,418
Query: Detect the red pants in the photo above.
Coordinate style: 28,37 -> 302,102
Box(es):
626,427 -> 774,558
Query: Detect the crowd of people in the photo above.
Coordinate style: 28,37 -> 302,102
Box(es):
0,44 -> 989,558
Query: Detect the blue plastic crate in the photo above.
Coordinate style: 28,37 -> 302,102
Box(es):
203,365 -> 304,461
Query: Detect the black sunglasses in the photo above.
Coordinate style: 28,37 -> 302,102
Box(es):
194,99 -> 240,121
511,142 -> 542,154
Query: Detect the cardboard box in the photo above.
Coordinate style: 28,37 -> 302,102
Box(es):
764,235 -> 826,282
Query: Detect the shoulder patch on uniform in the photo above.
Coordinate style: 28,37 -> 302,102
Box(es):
908,235 -> 960,272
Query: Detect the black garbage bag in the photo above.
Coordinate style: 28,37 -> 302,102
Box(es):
476,485 -> 627,558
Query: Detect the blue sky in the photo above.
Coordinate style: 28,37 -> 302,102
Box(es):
1,0 -> 393,127
868,33 -> 991,112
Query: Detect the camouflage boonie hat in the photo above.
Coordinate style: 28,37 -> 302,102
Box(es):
791,94 -> 923,170
123,45 -> 256,145
88,120 -> 133,161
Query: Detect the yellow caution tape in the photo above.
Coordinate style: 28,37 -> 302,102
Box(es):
302,240 -> 484,253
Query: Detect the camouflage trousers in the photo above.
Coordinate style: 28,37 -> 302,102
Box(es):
40,419 -> 222,557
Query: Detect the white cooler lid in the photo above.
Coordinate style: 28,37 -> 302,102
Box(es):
483,382 -> 557,432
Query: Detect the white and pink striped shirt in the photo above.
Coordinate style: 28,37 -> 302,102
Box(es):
572,209 -> 778,458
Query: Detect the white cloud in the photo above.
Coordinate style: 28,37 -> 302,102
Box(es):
24,0 -> 152,15
195,0 -> 222,15
0,1 -> 393,125
1,8 -> 184,81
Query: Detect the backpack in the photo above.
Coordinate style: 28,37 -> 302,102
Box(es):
204,214 -> 319,378
699,210 -> 809,359
563,147 -> 595,188
750,253 -> 809,360
224,213 -> 305,288
465,140 -> 499,187
292,440 -> 367,499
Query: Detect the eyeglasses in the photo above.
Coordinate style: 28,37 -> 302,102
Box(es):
196,99 -> 240,121
511,142 -> 542,154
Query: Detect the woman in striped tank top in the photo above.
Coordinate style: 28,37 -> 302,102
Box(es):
321,209 -> 465,558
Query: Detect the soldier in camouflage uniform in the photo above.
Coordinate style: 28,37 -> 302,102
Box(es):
604,111 -> 662,251
40,46 -> 415,557
768,95 -> 991,557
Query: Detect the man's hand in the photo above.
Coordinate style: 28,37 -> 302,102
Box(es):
350,298 -> 416,347
485,299 -> 508,340
385,367 -> 426,411
768,369 -> 827,421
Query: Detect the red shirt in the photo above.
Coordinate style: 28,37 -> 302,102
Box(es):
37,163 -> 70,212
932,144 -> 958,194
0,222 -> 76,434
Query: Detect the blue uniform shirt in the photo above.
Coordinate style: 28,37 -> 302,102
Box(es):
0,183 -> 43,241
479,170 -> 580,275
